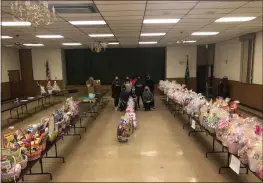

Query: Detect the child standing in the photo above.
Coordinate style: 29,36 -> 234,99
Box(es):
142,86 -> 153,111
130,87 -> 137,111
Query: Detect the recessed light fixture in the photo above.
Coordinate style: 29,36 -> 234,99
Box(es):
89,34 -> 114,37
183,40 -> 196,43
143,19 -> 180,24
139,41 -> 158,44
23,43 -> 44,47
108,42 -> 119,45
62,43 -> 82,46
36,35 -> 64,38
1,21 -> 31,26
69,20 -> 106,25
1,36 -> 13,39
215,17 -> 257,22
191,32 -> 219,36
141,33 -> 166,36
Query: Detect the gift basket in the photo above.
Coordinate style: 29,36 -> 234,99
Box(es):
117,114 -> 133,142
15,128 -> 44,161
52,81 -> 61,92
1,153 -> 21,182
117,97 -> 137,142
65,97 -> 80,118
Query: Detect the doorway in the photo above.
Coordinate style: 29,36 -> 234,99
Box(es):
8,70 -> 22,99
196,65 -> 208,94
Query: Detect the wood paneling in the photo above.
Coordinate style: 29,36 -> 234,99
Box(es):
19,49 -> 36,96
212,78 -> 263,111
1,82 -> 11,101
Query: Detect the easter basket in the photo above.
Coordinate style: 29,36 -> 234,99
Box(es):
1,156 -> 22,182
14,128 -> 43,161
11,148 -> 28,170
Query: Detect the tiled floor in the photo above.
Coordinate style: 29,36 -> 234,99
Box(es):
1,96 -> 261,182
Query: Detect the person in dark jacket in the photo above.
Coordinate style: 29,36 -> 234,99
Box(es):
135,76 -> 144,108
218,76 -> 230,99
143,86 -> 154,111
119,86 -> 130,111
130,87 -> 137,111
112,76 -> 121,110
145,74 -> 155,109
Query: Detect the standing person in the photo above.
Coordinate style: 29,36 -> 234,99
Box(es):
130,87 -> 137,111
145,74 -> 155,109
142,86 -> 153,111
135,76 -> 144,108
130,73 -> 137,87
119,86 -> 130,111
124,76 -> 132,93
112,76 -> 121,110
218,76 -> 230,98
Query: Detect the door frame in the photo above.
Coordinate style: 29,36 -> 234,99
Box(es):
8,70 -> 22,99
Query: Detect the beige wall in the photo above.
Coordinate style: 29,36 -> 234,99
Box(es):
214,38 -> 242,81
31,48 -> 63,80
214,31 -> 262,84
166,45 -> 197,78
253,31 -> 262,85
1,47 -> 20,82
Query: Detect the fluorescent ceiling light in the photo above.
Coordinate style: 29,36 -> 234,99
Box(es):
192,32 -> 219,36
143,19 -> 180,24
62,43 -> 82,46
1,36 -> 13,39
108,42 -> 119,45
139,42 -> 158,44
36,35 -> 64,38
141,33 -> 166,36
69,20 -> 106,25
89,34 -> 114,37
215,17 -> 257,22
183,40 -> 196,43
23,43 -> 44,47
1,21 -> 31,26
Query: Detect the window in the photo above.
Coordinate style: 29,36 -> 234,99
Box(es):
240,33 -> 256,84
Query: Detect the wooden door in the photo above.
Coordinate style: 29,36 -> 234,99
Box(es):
8,70 -> 21,98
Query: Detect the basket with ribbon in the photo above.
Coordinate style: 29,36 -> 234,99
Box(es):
13,128 -> 43,161
1,153 -> 22,182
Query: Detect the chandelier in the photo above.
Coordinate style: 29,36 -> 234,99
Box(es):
10,0 -> 56,27
91,41 -> 107,53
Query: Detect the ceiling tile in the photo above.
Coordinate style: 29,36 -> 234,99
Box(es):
242,1 -> 262,8
194,1 -> 248,9
96,4 -> 146,11
95,1 -> 146,5
104,16 -> 143,20
146,2 -> 197,10
189,8 -> 234,14
145,9 -> 189,16
100,11 -> 144,16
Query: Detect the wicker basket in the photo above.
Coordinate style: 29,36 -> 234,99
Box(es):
25,147 -> 42,161
11,148 -> 28,170
1,156 -> 22,182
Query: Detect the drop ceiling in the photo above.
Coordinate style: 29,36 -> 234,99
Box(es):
1,0 -> 262,48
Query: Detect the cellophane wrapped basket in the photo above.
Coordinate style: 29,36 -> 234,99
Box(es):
1,156 -> 21,182
11,148 -> 28,170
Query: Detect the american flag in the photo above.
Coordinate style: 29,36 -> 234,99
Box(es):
46,60 -> 52,88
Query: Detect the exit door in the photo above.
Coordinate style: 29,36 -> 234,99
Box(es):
8,70 -> 21,99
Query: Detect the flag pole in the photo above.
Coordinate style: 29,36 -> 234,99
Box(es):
185,55 -> 189,87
